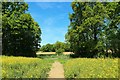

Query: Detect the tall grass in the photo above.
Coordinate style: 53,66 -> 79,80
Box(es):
64,58 -> 118,78
1,56 -> 53,78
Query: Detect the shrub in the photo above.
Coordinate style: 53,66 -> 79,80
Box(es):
55,48 -> 64,55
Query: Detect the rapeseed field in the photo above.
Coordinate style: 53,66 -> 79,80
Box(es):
64,58 -> 119,78
1,56 -> 52,78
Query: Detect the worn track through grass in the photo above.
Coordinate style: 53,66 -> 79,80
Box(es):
48,61 -> 65,78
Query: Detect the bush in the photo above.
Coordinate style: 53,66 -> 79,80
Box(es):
55,48 -> 64,55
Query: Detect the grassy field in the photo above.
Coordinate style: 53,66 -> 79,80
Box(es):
1,56 -> 53,78
64,58 -> 119,78
1,55 -> 119,79
37,54 -> 119,78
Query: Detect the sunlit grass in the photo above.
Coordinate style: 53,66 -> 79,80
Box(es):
1,56 -> 53,78
64,58 -> 119,78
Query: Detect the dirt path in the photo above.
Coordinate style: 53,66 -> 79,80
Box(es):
48,61 -> 65,78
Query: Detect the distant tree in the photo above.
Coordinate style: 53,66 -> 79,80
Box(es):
54,41 -> 65,51
40,41 -> 71,52
2,2 -> 41,57
53,41 -> 64,55
56,48 -> 64,55
40,44 -> 55,52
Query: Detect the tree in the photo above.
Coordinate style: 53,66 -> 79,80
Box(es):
54,41 -> 65,51
64,42 -> 71,52
2,2 -> 41,57
56,48 -> 64,55
40,41 -> 71,52
105,2 -> 120,57
53,41 -> 65,54
40,44 -> 55,52
66,2 -> 119,57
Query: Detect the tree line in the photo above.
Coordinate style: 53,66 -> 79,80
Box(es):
2,1 -> 120,58
65,2 -> 120,58
40,41 -> 71,53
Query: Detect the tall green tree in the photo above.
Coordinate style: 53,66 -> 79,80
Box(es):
105,2 -> 120,57
66,2 -> 119,57
2,2 -> 41,57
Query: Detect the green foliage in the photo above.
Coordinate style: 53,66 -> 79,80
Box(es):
40,41 -> 71,52
54,41 -> 65,50
40,44 -> 55,52
66,2 -> 120,57
55,48 -> 64,55
54,41 -> 71,52
64,58 -> 118,78
2,56 -> 52,78
2,2 -> 41,57
105,2 -> 120,57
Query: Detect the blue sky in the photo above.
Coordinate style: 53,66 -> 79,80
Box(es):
27,2 -> 73,46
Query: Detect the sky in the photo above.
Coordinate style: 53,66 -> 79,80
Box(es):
27,2 -> 73,46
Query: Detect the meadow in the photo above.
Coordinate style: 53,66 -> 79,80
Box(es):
1,55 -> 119,79
37,54 -> 119,78
64,58 -> 119,78
1,56 -> 53,78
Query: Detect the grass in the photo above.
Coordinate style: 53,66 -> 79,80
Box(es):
37,54 -> 70,64
1,54 -> 119,79
1,56 -> 53,78
1,54 -> 69,78
64,58 -> 119,78
37,54 -> 119,78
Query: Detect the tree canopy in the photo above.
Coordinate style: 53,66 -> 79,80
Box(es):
2,2 -> 41,57
66,2 -> 120,57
